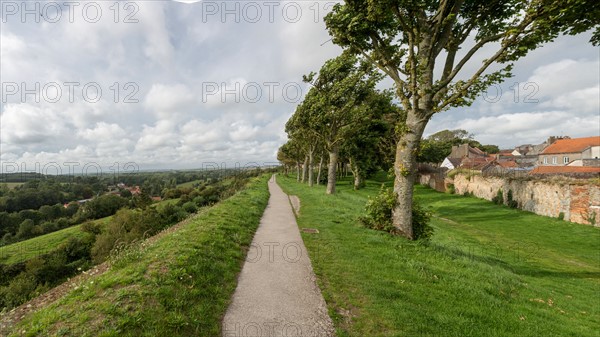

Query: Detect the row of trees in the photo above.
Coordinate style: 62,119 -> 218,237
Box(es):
279,51 -> 399,193
280,0 -> 597,239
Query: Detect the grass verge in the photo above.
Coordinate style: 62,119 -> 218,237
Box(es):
6,175 -> 270,337
278,175 -> 600,337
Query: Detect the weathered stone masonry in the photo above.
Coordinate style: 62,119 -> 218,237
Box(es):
419,173 -> 600,227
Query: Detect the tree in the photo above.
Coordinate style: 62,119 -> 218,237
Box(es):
325,0 -> 599,238
286,93 -> 327,187
277,139 -> 304,180
418,129 -> 478,163
342,90 -> 397,189
301,51 -> 383,194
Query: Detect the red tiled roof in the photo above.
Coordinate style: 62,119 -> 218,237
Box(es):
497,160 -> 518,168
541,136 -> 600,154
530,166 -> 600,174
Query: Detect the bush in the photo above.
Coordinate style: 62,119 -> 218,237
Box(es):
492,189 -> 504,205
182,201 -> 198,214
446,183 -> 455,194
506,190 -> 518,208
359,186 -> 433,241
81,221 -> 102,235
558,212 -> 565,221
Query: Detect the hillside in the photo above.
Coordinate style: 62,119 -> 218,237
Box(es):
1,175 -> 270,336
0,217 -> 112,266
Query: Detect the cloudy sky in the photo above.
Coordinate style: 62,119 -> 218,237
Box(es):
1,1 -> 598,172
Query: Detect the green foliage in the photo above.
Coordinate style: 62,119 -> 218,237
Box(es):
558,212 -> 565,221
81,221 -> 102,235
360,186 -> 433,240
446,184 -> 455,194
506,190 -> 518,208
182,201 -> 198,214
79,194 -> 128,220
492,189 -> 504,205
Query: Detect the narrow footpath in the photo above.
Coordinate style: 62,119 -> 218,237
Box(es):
222,175 -> 335,337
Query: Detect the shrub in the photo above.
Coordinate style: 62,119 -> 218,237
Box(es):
182,201 -> 198,214
446,183 -> 455,194
492,189 -> 504,205
81,221 -> 102,235
558,212 -> 565,221
359,186 -> 433,241
0,274 -> 40,309
506,190 -> 518,208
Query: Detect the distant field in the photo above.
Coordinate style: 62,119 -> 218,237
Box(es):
2,183 -> 24,189
0,217 -> 112,265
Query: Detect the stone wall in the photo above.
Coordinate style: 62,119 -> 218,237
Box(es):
418,173 -> 600,227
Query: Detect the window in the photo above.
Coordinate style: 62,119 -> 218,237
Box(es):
543,157 -> 548,164
563,156 -> 569,164
552,156 -> 558,164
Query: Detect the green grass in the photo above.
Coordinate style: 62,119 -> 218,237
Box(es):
278,174 -> 600,337
0,217 -> 112,265
177,179 -> 204,188
7,175 -> 270,337
1,198 -> 182,266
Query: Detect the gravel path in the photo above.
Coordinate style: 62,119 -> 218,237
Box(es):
222,175 -> 335,337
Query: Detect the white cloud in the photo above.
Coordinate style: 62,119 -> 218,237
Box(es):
1,3 -> 598,169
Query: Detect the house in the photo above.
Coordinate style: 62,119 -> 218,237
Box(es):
460,156 -> 495,170
441,144 -> 491,170
440,157 -> 462,170
538,136 -> 600,166
448,144 -> 487,159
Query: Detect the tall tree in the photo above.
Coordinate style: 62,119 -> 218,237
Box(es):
325,0 -> 599,239
302,51 -> 383,194
285,105 -> 323,187
342,90 -> 397,189
277,140 -> 304,180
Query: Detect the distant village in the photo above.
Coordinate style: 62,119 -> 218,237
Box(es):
440,135 -> 600,178
64,183 -> 161,208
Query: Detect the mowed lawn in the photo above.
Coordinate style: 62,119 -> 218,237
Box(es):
278,175 -> 600,337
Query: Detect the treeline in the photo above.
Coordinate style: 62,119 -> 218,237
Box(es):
0,170 -> 267,310
0,169 -> 258,246
278,51 -> 398,193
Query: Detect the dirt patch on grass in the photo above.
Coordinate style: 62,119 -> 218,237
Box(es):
289,195 -> 301,216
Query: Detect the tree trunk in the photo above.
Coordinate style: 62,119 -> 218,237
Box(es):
392,114 -> 428,239
348,158 -> 361,190
308,150 -> 314,187
301,155 -> 308,183
296,162 -> 301,182
326,146 -> 339,194
316,156 -> 323,185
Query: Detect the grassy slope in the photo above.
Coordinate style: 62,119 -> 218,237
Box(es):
8,175 -> 270,337
278,175 -> 600,337
0,198 -> 182,265
0,217 -> 112,265
177,179 -> 203,188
